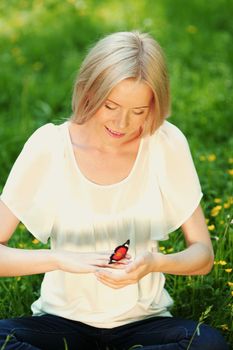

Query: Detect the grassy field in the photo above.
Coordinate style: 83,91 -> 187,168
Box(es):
0,0 -> 232,348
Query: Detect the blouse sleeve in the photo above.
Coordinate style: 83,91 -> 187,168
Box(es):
153,121 -> 203,236
0,123 -> 60,243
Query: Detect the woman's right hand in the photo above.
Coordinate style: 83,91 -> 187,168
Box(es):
53,250 -> 131,274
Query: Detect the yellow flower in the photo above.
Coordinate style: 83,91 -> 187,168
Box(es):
225,269 -> 232,273
227,169 -> 233,176
32,239 -> 39,244
224,197 -> 233,208
167,247 -> 174,253
220,324 -> 229,331
16,56 -> 26,65
214,198 -> 222,203
210,205 -> 222,217
208,224 -> 215,231
219,260 -> 227,266
18,223 -> 26,231
228,282 -> 233,287
224,202 -> 230,209
159,246 -> 165,251
186,25 -> 198,34
207,154 -> 216,162
11,47 -> 21,57
32,62 -> 43,71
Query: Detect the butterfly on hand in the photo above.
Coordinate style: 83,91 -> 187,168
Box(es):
109,239 -> 130,264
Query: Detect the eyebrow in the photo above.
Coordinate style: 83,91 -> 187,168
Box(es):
106,99 -> 150,109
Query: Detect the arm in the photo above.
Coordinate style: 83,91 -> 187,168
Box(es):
95,204 -> 214,288
0,200 -> 120,277
0,200 -> 57,277
154,204 -> 214,275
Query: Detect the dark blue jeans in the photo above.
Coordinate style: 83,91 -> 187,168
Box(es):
0,314 -> 229,350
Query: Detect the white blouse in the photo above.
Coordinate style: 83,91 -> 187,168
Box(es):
0,120 -> 203,328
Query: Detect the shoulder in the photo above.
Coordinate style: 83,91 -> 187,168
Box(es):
158,120 -> 187,144
26,122 -> 61,143
148,120 -> 189,151
23,122 -> 65,154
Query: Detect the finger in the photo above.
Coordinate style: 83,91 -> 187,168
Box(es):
95,272 -> 135,285
97,280 -> 127,289
125,256 -> 145,273
107,259 -> 132,269
96,277 -> 132,289
125,262 -> 140,273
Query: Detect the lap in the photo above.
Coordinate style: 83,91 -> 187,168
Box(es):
109,316 -> 229,350
0,314 -> 229,350
0,314 -> 98,350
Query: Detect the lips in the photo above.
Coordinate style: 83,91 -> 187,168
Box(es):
105,126 -> 125,138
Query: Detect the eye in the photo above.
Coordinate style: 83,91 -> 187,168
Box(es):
133,110 -> 145,115
105,104 -> 117,110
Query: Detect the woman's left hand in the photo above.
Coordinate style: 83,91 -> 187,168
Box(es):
95,251 -> 162,289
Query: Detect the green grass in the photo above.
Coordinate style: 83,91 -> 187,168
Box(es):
0,0 -> 232,347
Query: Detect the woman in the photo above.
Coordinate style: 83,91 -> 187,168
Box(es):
0,31 -> 228,349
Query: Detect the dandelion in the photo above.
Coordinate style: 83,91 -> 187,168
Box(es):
214,261 -> 227,266
220,324 -> 229,331
225,269 -> 232,273
18,223 -> 26,231
159,246 -> 165,251
18,57 -> 26,65
214,198 -> 222,203
207,154 -> 216,162
224,196 -> 233,208
32,239 -> 39,244
11,47 -> 21,57
227,169 -> 233,176
32,62 -> 43,71
228,282 -> 233,287
186,25 -> 198,34
208,224 -> 215,231
224,202 -> 231,209
210,205 -> 222,217
167,247 -> 174,253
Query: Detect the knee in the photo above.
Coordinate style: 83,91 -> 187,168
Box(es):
0,319 -> 16,345
190,323 -> 229,350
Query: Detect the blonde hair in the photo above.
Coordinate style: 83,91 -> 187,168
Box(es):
70,31 -> 170,135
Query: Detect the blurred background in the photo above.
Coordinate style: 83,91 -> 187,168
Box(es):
0,0 -> 232,345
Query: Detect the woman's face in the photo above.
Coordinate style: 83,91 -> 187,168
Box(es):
89,78 -> 154,146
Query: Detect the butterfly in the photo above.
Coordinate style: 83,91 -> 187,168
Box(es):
109,239 -> 130,264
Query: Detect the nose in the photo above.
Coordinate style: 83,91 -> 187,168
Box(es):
115,110 -> 130,129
